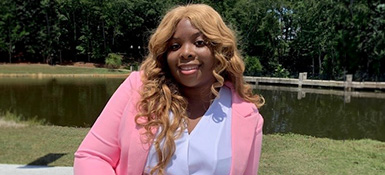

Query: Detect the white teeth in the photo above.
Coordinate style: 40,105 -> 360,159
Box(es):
180,66 -> 198,70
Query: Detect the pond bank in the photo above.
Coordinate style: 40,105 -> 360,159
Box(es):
0,64 -> 131,76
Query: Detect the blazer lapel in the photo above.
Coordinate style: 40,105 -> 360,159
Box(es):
126,117 -> 156,174
226,83 -> 258,175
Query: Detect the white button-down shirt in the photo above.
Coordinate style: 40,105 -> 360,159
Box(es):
145,86 -> 232,175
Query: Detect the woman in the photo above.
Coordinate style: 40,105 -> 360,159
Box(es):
74,4 -> 264,175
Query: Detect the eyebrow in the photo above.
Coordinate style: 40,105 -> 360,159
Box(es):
171,31 -> 203,40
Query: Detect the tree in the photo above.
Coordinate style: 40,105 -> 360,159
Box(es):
0,0 -> 28,63
38,0 -> 62,64
0,0 -> 383,80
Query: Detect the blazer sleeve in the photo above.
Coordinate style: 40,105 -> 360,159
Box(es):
73,72 -> 140,175
245,112 -> 264,175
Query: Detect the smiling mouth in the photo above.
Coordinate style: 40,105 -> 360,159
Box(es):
179,65 -> 199,75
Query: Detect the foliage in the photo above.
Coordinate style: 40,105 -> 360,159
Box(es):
0,0 -> 384,80
0,0 -> 28,63
244,55 -> 263,76
124,61 -> 140,71
105,53 -> 122,69
269,61 -> 290,78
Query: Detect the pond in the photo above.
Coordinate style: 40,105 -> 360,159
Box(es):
0,77 -> 124,127
0,77 -> 384,141
256,85 -> 385,142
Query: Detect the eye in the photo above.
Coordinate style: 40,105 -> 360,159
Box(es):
195,40 -> 206,47
169,43 -> 180,51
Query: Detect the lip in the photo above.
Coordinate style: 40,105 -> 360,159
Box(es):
179,64 -> 199,70
178,64 -> 200,75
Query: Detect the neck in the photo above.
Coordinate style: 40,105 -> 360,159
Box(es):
181,86 -> 214,119
181,85 -> 213,103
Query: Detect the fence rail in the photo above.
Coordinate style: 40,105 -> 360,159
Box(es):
244,73 -> 385,91
255,85 -> 385,103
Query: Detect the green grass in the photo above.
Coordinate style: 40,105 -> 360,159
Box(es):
0,64 -> 130,74
0,125 -> 88,167
0,111 -> 88,166
0,117 -> 384,174
0,110 -> 48,126
260,134 -> 385,175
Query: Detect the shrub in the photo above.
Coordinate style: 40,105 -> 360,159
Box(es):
105,53 -> 123,69
244,55 -> 263,76
269,61 -> 290,78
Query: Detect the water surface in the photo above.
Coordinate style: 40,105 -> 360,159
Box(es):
256,86 -> 385,141
0,78 -> 384,141
0,77 -> 124,127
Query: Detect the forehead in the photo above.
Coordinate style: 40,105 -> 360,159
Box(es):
172,18 -> 202,38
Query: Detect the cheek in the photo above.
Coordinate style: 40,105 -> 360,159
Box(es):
166,53 -> 178,71
204,52 -> 216,69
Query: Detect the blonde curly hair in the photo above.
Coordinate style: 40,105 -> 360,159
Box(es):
135,4 -> 264,175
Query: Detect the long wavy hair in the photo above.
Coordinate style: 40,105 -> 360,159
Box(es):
135,4 -> 264,175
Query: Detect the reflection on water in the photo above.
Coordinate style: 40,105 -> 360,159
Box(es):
0,77 -> 125,127
256,86 -> 385,141
0,77 -> 384,141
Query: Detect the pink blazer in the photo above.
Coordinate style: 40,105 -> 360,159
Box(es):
74,71 -> 263,175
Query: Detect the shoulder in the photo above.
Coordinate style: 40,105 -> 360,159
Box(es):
127,71 -> 142,84
224,81 -> 259,115
121,71 -> 143,90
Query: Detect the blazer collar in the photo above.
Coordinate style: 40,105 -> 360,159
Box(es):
225,81 -> 259,175
224,81 -> 257,117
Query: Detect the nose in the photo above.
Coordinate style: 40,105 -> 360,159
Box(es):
180,43 -> 196,59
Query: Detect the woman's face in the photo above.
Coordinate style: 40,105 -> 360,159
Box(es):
166,18 -> 216,91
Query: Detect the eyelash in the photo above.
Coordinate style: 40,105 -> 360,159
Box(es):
170,44 -> 180,51
195,40 -> 206,47
169,40 -> 207,51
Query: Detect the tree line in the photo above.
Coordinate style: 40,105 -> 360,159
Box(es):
0,0 -> 384,81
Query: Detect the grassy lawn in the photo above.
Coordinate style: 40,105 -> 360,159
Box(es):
0,124 -> 88,167
261,134 -> 385,175
0,64 -> 130,75
1,117 -> 384,175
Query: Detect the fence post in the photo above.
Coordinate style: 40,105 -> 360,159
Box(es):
254,77 -> 259,86
298,72 -> 307,88
345,74 -> 353,91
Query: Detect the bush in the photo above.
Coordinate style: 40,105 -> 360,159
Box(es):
269,61 -> 290,78
124,61 -> 140,71
244,55 -> 263,76
105,53 -> 123,69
